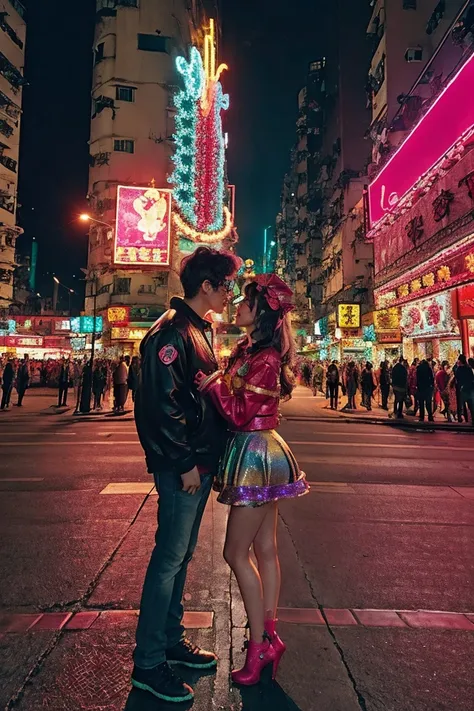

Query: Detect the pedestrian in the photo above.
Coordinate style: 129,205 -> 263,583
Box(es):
16,355 -> 30,407
196,274 -> 308,687
344,361 -> 358,410
435,361 -> 450,418
391,356 -> 408,419
379,361 -> 391,410
455,354 -> 474,425
132,246 -> 240,703
127,355 -> 140,403
57,358 -> 72,407
416,359 -> 435,422
327,360 -> 339,410
114,356 -> 129,412
361,361 -> 376,411
1,359 -> 15,410
92,362 -> 106,410
78,360 -> 92,413
301,360 -> 312,388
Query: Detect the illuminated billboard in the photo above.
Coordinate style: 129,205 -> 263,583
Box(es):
368,53 -> 474,227
337,303 -> 361,329
114,186 -> 172,266
107,306 -> 130,326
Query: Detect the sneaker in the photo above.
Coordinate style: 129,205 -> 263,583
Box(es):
166,638 -> 217,669
131,662 -> 193,703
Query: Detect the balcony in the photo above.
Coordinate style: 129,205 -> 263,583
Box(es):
0,51 -> 25,93
0,192 -> 14,213
0,90 -> 20,122
0,13 -> 23,49
8,0 -> 25,20
96,0 -> 137,16
0,154 -> 16,172
0,118 -> 13,139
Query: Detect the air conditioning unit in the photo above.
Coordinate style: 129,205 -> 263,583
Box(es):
405,47 -> 423,62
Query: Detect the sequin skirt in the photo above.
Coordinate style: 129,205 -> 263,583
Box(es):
214,430 -> 309,507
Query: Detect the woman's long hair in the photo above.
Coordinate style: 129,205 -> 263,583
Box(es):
228,281 -> 297,400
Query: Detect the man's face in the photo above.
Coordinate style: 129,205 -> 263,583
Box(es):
202,276 -> 236,315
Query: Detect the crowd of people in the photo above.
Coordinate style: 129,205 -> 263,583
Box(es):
0,353 -> 142,413
298,354 -> 474,425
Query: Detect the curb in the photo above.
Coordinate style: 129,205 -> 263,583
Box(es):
284,414 -> 474,432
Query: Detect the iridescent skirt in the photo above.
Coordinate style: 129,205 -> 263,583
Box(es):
214,429 -> 309,507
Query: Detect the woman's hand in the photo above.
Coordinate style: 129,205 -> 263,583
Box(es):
195,370 -> 207,388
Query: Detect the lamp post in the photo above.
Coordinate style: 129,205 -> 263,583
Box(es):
79,213 -> 113,230
53,276 -> 75,314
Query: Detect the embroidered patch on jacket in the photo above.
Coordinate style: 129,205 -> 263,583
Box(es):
159,344 -> 178,366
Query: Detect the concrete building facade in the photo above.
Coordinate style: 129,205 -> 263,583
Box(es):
0,0 -> 25,309
85,0 -> 218,354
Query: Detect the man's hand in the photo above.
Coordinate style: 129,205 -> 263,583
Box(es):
181,466 -> 201,495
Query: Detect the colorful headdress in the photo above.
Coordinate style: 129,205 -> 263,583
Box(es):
254,274 -> 294,316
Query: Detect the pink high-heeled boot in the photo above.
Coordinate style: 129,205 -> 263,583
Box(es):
264,618 -> 286,678
231,632 -> 276,685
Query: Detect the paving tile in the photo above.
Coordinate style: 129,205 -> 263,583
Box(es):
352,609 -> 407,628
0,613 -> 42,633
100,483 -> 154,495
32,613 -> 72,630
398,611 -> 474,630
65,612 -> 100,630
324,608 -> 358,626
277,607 -> 325,625
183,611 -> 213,629
451,486 -> 474,499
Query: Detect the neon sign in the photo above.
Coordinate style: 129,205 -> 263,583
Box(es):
114,186 -> 172,266
368,53 -> 474,227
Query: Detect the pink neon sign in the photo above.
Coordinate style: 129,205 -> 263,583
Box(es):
114,186 -> 172,266
368,53 -> 474,227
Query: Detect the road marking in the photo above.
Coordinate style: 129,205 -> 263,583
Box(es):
288,441 -> 474,452
0,477 -> 44,482
0,441 -> 140,446
298,455 -> 474,468
100,482 -> 154,495
0,432 -> 77,436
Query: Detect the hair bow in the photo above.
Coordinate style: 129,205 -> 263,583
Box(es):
254,274 -> 294,315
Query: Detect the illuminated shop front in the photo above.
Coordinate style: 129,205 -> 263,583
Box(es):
369,44 -> 474,363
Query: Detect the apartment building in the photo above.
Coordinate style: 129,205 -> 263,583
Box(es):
0,0 -> 25,309
85,0 -> 219,354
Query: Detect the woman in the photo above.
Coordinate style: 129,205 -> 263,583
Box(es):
127,355 -> 141,403
196,274 -> 308,686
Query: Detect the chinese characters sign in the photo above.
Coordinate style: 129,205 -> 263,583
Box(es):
70,317 -> 103,334
337,304 -> 361,329
374,308 -> 400,331
107,306 -> 130,326
457,284 -> 474,319
368,53 -> 474,227
400,293 -> 458,338
5,336 -> 43,348
115,186 -> 171,266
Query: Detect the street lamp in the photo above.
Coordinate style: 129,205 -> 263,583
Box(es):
52,276 -> 75,314
79,214 -> 113,229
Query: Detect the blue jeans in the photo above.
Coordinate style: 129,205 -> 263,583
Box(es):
133,471 -> 214,669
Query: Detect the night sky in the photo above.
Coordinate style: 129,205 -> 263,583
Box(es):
17,0 -> 324,306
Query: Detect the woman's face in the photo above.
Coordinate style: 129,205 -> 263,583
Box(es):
235,296 -> 258,328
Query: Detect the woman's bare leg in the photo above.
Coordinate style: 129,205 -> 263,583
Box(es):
253,502 -> 280,619
224,505 -> 269,641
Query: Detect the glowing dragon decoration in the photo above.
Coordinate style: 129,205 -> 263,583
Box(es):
169,19 -> 232,244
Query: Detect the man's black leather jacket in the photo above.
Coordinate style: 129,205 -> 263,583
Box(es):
135,297 -> 227,476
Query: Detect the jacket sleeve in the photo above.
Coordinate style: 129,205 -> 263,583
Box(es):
137,329 -> 196,476
199,353 -> 280,428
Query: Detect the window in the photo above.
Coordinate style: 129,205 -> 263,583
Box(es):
95,42 -> 104,64
403,0 -> 416,8
137,33 -> 169,53
138,284 -> 154,294
115,86 -> 136,102
113,277 -> 131,295
114,139 -> 134,153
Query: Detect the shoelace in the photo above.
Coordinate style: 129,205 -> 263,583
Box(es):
182,638 -> 200,655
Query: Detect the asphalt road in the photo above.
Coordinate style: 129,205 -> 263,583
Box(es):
0,388 -> 473,711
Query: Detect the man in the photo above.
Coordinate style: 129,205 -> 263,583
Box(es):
57,358 -> 71,407
16,355 -> 30,407
391,356 -> 408,419
327,360 -> 339,410
113,356 -> 128,412
1,359 -> 15,410
416,359 -> 435,422
132,246 -> 240,703
455,354 -> 474,425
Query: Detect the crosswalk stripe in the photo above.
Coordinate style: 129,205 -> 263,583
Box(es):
288,441 -> 474,452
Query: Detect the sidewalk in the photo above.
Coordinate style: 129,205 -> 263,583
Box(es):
283,386 -> 474,432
